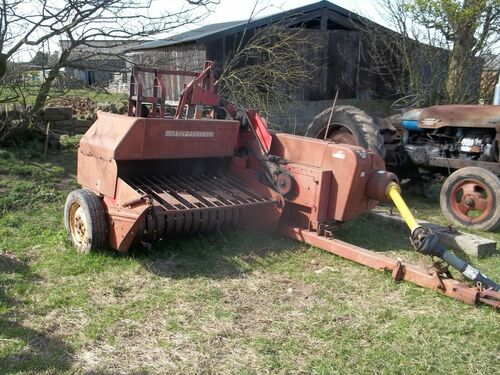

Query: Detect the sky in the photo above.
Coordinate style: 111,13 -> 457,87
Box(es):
203,0 -> 382,25
16,0 -> 386,61
181,0 -> 385,35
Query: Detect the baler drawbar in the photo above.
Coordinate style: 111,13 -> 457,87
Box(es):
65,62 -> 500,309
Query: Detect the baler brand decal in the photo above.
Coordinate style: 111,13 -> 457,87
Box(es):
165,130 -> 215,137
332,151 -> 345,159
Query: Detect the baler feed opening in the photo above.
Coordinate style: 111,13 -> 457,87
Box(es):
124,172 -> 277,238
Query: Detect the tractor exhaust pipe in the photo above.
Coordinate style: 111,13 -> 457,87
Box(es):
494,72 -> 500,105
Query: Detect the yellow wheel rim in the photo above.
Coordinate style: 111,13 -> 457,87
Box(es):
69,203 -> 89,249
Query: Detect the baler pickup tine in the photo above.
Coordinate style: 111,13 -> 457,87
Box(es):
151,175 -> 203,209
222,174 -> 269,202
167,175 -> 211,208
175,174 -> 227,207
197,174 -> 244,205
145,175 -> 191,209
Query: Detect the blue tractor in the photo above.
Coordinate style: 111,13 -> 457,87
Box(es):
305,101 -> 500,231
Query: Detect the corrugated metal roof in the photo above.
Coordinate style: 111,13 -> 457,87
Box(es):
132,21 -> 246,50
129,0 -> 365,52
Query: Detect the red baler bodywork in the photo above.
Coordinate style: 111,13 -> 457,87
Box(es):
77,111 -> 388,252
270,133 -> 384,225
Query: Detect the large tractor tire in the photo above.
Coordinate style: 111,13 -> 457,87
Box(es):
64,189 -> 107,253
304,105 -> 385,158
440,167 -> 500,231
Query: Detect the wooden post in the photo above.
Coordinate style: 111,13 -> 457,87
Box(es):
44,121 -> 51,157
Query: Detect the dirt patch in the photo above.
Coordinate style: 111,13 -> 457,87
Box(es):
54,176 -> 77,192
39,270 -> 320,374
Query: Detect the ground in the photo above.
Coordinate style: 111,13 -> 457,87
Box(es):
0,147 -> 499,375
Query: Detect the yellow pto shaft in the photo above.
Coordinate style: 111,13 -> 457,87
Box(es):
385,182 -> 421,234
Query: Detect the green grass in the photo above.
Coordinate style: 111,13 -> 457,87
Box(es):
0,148 -> 499,374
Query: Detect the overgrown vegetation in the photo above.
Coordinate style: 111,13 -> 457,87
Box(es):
0,148 -> 498,374
0,85 -> 126,145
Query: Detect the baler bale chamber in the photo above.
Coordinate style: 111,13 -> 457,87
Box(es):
64,62 -> 500,309
71,111 -> 386,253
73,113 -> 283,252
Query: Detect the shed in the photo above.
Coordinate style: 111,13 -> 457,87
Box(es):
61,40 -> 145,86
129,1 -> 396,100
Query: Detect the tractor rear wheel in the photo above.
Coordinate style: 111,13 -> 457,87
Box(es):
304,105 -> 385,158
64,189 -> 107,253
440,167 -> 500,231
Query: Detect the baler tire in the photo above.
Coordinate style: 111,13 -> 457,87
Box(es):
64,189 -> 107,253
440,167 -> 500,232
304,105 -> 386,158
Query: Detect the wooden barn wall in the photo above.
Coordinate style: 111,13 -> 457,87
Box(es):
205,29 -> 257,78
203,29 -> 372,101
300,30 -> 328,101
129,44 -> 206,101
326,30 -> 361,99
131,25 -> 436,102
204,29 -> 329,101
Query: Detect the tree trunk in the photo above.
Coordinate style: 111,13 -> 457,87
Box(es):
446,32 -> 477,103
0,53 -> 7,78
28,48 -> 71,119
445,0 -> 481,104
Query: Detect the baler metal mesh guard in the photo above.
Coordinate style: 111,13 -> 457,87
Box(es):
65,61 -> 500,310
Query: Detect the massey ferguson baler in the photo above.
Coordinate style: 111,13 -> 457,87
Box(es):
65,62 -> 500,309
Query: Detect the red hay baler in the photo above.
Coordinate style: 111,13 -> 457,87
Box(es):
64,62 -> 500,309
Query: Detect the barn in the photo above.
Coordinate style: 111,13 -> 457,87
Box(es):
127,0 -> 412,129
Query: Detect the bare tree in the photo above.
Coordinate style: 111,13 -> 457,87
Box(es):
216,22 -> 320,122
0,0 -> 217,116
354,0 -> 450,106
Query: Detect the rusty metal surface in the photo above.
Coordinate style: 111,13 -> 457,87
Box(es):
77,150 -> 118,197
78,112 -> 241,199
128,65 -> 198,118
270,132 -> 385,222
247,110 -> 273,154
175,61 -> 220,118
102,178 -> 150,252
79,111 -> 138,161
279,223 -> 496,307
79,112 -> 240,163
418,105 -> 500,129
428,157 -> 500,174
